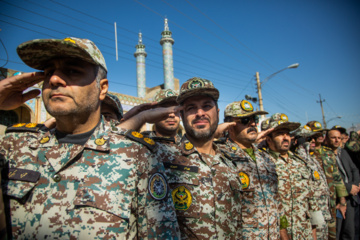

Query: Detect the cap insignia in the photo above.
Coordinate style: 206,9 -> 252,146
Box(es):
63,38 -> 76,44
280,114 -> 288,121
172,186 -> 192,211
314,122 -> 322,129
304,125 -> 311,130
188,79 -> 204,89
240,100 -> 253,112
166,90 -> 175,97
148,173 -> 167,201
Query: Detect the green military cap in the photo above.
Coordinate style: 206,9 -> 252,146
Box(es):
330,125 -> 347,134
261,118 -> 271,131
306,121 -> 328,132
224,100 -> 268,118
176,77 -> 219,104
17,37 -> 107,72
154,89 -> 178,105
103,93 -> 123,120
268,113 -> 300,132
292,125 -> 318,138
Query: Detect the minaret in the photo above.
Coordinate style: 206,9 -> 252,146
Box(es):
134,32 -> 147,98
160,18 -> 175,90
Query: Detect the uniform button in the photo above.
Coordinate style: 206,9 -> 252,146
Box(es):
52,174 -> 61,182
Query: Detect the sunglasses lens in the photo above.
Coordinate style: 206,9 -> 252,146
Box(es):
241,118 -> 250,125
254,116 -> 259,124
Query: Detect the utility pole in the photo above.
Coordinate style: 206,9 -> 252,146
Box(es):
317,94 -> 327,129
255,72 -> 264,111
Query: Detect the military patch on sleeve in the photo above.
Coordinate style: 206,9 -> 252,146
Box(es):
239,172 -> 250,189
163,162 -> 199,173
172,186 -> 192,211
313,170 -> 320,180
148,173 -> 168,201
6,123 -> 43,134
126,130 -> 156,151
6,168 -> 40,183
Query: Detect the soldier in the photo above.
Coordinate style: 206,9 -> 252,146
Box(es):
101,93 -> 123,123
293,126 -> 332,240
265,113 -> 323,240
142,89 -> 181,144
218,100 -> 289,239
0,37 -> 180,239
306,121 -> 348,240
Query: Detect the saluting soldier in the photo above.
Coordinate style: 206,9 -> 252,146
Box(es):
0,37 -> 180,239
264,113 -> 324,240
217,100 -> 289,240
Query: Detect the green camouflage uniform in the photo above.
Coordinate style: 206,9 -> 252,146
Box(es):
156,136 -> 243,239
313,146 -> 348,240
295,142 -> 332,240
142,130 -> 181,145
0,119 -> 180,239
218,138 -> 287,239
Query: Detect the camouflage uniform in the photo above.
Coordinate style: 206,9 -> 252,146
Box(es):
295,143 -> 331,240
142,130 -> 181,145
155,136 -> 243,239
218,138 -> 286,239
313,146 -> 348,240
0,119 -> 180,239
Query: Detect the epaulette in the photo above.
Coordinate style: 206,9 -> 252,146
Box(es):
323,146 -> 332,151
125,130 -> 157,152
214,137 -> 226,145
220,149 -> 248,162
5,123 -> 44,134
258,147 -> 268,153
152,136 -> 176,143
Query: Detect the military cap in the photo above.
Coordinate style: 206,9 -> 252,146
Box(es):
176,77 -> 219,104
154,89 -> 178,105
17,37 -> 107,72
261,118 -> 270,131
305,121 -> 328,132
268,113 -> 301,132
330,125 -> 347,134
103,93 -> 123,120
224,100 -> 268,118
292,125 -> 318,138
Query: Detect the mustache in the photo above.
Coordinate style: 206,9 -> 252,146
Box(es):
192,116 -> 210,124
247,127 -> 258,133
282,140 -> 290,145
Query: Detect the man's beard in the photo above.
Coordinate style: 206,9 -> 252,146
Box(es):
184,116 -> 218,142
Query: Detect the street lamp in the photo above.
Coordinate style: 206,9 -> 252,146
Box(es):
326,116 -> 342,126
255,63 -> 299,112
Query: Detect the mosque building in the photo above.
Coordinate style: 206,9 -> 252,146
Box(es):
0,18 -> 179,133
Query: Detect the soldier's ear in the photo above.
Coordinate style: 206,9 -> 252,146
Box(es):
99,79 -> 108,101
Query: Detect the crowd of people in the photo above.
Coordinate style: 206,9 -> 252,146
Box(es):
0,36 -> 359,240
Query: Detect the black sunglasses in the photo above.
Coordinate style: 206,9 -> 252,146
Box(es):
239,116 -> 259,125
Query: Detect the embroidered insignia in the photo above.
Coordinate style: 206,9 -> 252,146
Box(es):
314,122 -> 322,129
280,114 -> 288,121
63,37 -> 76,44
95,137 -> 106,146
144,137 -> 155,145
185,142 -> 194,150
148,173 -> 167,201
13,123 -> 26,127
231,146 -> 237,151
240,100 -> 253,112
278,120 -> 286,125
163,162 -> 199,173
304,125 -> 311,130
39,136 -> 50,144
313,171 -> 320,180
172,186 -> 192,211
188,78 -> 204,89
239,172 -> 250,189
7,168 -> 40,183
131,131 -> 143,138
25,123 -> 37,128
165,90 -> 175,97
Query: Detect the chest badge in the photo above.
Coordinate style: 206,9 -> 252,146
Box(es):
313,171 -> 320,180
39,136 -> 50,144
95,137 -> 106,146
149,173 -> 168,201
172,186 -> 192,211
239,172 -> 250,189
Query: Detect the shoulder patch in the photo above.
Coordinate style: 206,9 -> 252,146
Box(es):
125,130 -> 156,151
163,162 -> 199,173
6,123 -> 44,134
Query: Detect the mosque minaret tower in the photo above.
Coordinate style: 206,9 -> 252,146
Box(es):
134,32 -> 147,98
160,18 -> 175,90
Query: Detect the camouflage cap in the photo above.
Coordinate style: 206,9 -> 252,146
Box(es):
268,113 -> 301,132
176,77 -> 219,104
224,100 -> 268,118
306,121 -> 328,132
330,125 -> 347,134
292,125 -> 318,138
102,93 -> 123,120
154,89 -> 178,105
17,37 -> 107,72
261,118 -> 270,131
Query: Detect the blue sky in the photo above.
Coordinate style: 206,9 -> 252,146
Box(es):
1,0 -> 359,130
